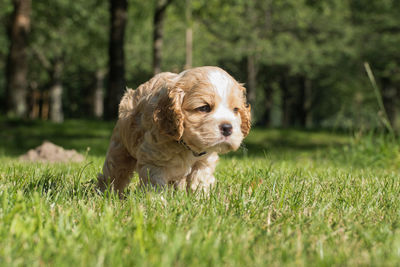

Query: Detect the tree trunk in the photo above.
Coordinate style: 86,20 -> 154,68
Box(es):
153,0 -> 173,75
49,83 -> 63,123
49,59 -> 64,123
185,0 -> 192,70
246,55 -> 257,107
29,81 -> 40,119
41,91 -> 49,120
93,69 -> 106,118
280,75 -> 291,127
6,0 -> 31,117
298,76 -> 313,128
381,78 -> 398,130
304,79 -> 313,128
106,0 -> 128,119
263,84 -> 273,127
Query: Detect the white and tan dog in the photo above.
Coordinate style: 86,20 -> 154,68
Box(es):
98,66 -> 251,195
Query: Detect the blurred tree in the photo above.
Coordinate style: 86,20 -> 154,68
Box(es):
5,0 -> 31,118
185,0 -> 193,69
0,0 -> 13,113
0,0 -> 397,130
93,69 -> 106,118
31,0 -> 109,121
62,0 -> 108,119
123,0 -> 153,87
350,0 -> 400,130
106,0 -> 128,119
153,0 -> 174,74
262,0 -> 355,127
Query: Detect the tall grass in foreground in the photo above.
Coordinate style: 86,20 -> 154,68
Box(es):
0,124 -> 400,266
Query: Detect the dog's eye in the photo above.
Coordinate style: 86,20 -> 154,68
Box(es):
233,107 -> 239,113
196,104 -> 211,113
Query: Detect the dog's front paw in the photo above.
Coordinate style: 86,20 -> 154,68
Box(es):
188,174 -> 216,193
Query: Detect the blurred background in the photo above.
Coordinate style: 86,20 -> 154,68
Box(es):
1,0 -> 400,131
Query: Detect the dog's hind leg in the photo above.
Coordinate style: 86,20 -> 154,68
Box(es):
98,137 -> 136,197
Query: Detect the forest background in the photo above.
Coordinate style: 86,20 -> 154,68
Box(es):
1,0 -> 400,131
2,2 -> 400,265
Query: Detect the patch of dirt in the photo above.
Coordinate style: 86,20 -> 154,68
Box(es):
19,141 -> 85,163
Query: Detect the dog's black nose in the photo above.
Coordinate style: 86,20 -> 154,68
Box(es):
220,123 -> 233,136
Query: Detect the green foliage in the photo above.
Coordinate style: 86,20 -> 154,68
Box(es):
125,0 -> 155,79
28,0 -> 109,117
1,120 -> 400,265
0,0 -> 13,106
0,0 -> 399,127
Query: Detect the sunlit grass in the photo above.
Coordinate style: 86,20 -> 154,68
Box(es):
0,119 -> 400,266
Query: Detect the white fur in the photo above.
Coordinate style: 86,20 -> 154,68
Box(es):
212,105 -> 236,123
207,70 -> 239,132
207,70 -> 232,100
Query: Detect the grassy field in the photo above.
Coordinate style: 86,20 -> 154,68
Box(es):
1,118 -> 400,266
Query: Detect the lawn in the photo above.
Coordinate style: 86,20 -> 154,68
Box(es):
1,119 -> 400,266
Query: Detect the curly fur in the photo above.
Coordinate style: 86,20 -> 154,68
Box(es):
98,66 -> 251,196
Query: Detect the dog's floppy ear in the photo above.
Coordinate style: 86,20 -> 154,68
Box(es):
239,85 -> 251,137
153,84 -> 185,140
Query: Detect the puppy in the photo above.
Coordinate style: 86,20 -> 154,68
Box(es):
98,66 -> 251,195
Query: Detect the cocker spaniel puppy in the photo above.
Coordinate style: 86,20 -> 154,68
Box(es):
98,66 -> 251,195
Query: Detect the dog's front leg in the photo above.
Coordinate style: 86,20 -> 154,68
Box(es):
186,153 -> 219,192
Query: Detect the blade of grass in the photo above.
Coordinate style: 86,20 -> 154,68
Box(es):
364,62 -> 396,139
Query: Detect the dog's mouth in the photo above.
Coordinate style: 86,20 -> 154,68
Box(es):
207,137 -> 239,153
181,133 -> 241,155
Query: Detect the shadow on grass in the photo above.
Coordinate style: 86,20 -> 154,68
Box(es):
0,118 -> 115,156
0,118 -> 350,159
227,128 -> 350,158
22,170 -> 99,199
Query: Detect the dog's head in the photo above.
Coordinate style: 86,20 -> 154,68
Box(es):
154,66 -> 251,154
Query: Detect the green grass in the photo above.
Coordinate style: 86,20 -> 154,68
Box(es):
1,119 -> 400,266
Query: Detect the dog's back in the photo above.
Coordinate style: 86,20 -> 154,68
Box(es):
119,72 -> 178,119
